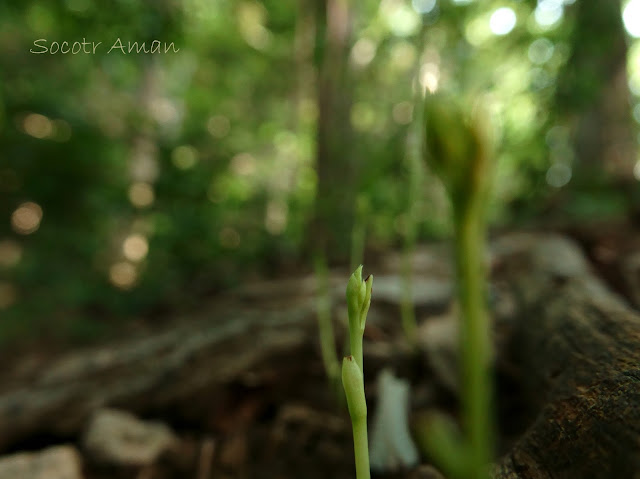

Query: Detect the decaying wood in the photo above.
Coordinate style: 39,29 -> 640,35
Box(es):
491,234 -> 640,479
0,299 -> 317,451
0,233 -> 638,479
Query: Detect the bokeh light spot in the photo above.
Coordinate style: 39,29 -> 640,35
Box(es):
351,38 -> 377,67
123,234 -> 149,262
623,0 -> 640,38
381,0 -> 420,37
534,0 -> 563,28
11,202 -> 43,235
546,163 -> 572,188
412,0 -> 436,14
207,115 -> 230,138
528,38 -> 554,64
351,102 -> 377,132
237,1 -> 272,50
128,182 -> 155,208
265,199 -> 288,235
420,62 -> 440,93
392,102 -> 414,125
109,262 -> 137,290
172,145 -> 199,170
230,153 -> 257,176
490,7 -> 517,36
22,113 -> 53,139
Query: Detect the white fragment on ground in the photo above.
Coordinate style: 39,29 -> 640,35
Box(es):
370,368 -> 419,471
83,408 -> 177,467
0,445 -> 83,479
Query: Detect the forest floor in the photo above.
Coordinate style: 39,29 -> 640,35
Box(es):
0,221 -> 639,479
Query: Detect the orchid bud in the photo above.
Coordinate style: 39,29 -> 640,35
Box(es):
422,93 -> 494,210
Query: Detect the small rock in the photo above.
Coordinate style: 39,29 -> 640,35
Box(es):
83,408 -> 177,467
0,445 -> 83,479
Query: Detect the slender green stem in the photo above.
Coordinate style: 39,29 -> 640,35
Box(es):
350,335 -> 363,377
314,254 -> 340,387
352,416 -> 371,479
453,201 -> 492,479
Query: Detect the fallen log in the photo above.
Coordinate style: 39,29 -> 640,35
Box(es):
491,234 -> 640,479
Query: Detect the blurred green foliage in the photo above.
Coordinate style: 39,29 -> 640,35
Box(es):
0,0 -> 638,344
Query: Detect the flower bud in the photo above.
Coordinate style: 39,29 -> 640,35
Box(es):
347,265 -> 363,323
422,93 -> 494,210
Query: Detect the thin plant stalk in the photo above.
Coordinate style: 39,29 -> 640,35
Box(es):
400,149 -> 423,346
314,253 -> 340,389
454,201 -> 492,479
343,355 -> 371,479
422,93 -> 495,478
343,266 -> 373,479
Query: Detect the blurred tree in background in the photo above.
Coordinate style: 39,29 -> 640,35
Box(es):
0,0 -> 639,344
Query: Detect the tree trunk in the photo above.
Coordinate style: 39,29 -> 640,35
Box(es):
555,0 -> 636,180
307,0 -> 356,261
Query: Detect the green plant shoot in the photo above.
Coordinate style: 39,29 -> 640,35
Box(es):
422,93 -> 495,479
343,265 -> 373,479
314,252 -> 340,390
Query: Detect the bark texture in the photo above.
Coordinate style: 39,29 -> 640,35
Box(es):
491,234 -> 640,479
